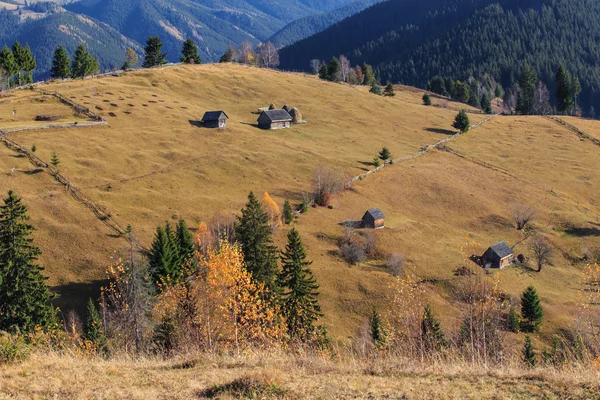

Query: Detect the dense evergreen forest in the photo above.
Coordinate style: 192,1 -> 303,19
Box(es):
279,0 -> 600,115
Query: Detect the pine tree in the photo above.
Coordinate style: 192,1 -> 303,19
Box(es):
521,285 -> 543,332
452,109 -> 470,133
71,44 -> 97,79
11,42 -> 25,86
383,82 -> 396,97
0,46 -> 18,84
235,192 -> 279,291
19,44 -> 36,84
278,228 -> 322,341
219,44 -> 235,63
143,36 -> 167,68
421,304 -> 446,351
369,83 -> 382,95
318,62 -> 329,80
175,219 -> 195,266
522,335 -> 536,368
369,307 -> 386,349
555,65 -> 573,114
378,147 -> 391,162
328,57 -> 340,82
516,64 -> 538,115
422,93 -> 432,106
508,306 -> 520,333
148,224 -> 179,287
180,38 -> 201,64
50,152 -> 60,173
50,46 -> 71,79
481,94 -> 493,114
84,298 -> 108,354
0,191 -> 57,332
283,200 -> 294,225
361,63 -> 376,86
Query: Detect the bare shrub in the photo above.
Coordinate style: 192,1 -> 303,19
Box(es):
35,115 -> 59,121
361,231 -> 378,258
530,235 -> 553,272
510,203 -> 536,230
340,243 -> 366,265
386,253 -> 405,277
313,166 -> 345,207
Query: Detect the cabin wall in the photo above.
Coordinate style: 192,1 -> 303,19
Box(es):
204,121 -> 220,128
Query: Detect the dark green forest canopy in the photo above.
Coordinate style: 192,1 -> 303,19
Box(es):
279,0 -> 600,114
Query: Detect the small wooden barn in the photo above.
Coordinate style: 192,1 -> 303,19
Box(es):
482,241 -> 514,269
258,109 -> 292,130
362,208 -> 385,229
201,111 -> 228,128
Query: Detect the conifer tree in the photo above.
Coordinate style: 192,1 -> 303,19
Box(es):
383,82 -> 395,97
143,36 -> 167,68
278,228 -> 322,341
11,42 -> 25,86
283,200 -> 294,225
369,83 -> 382,95
422,93 -> 432,106
521,285 -> 543,332
369,307 -> 386,349
19,44 -> 36,84
175,219 -> 195,266
508,306 -> 520,333
522,335 -> 536,367
149,224 -> 179,287
555,65 -> 573,114
0,46 -> 18,84
421,304 -> 446,351
72,44 -> 98,79
50,152 -> 60,173
328,56 -> 340,82
361,63 -> 376,86
235,192 -> 279,291
516,64 -> 538,115
452,109 -> 470,133
378,147 -> 391,162
481,93 -> 493,114
318,62 -> 329,80
180,38 -> 201,64
50,46 -> 71,79
219,44 -> 235,63
0,191 -> 57,332
84,298 -> 108,354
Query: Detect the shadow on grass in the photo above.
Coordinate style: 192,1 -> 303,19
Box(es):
24,168 -> 44,175
188,120 -> 203,128
425,127 -> 456,135
52,279 -> 107,318
199,376 -> 286,399
564,226 -> 600,237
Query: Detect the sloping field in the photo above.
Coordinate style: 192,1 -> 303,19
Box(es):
1,63 -> 598,339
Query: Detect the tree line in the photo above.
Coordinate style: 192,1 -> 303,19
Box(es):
218,40 -> 280,69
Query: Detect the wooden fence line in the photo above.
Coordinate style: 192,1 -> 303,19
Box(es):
544,116 -> 600,147
345,114 -> 498,187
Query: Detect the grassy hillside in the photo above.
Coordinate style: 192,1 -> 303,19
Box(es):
0,64 -> 598,341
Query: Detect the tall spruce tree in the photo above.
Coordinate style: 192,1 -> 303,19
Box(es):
0,191 -> 57,332
555,65 -> 573,114
71,44 -> 98,79
318,62 -> 329,80
50,46 -> 71,79
148,224 -> 179,287
361,63 -> 376,86
235,192 -> 279,291
421,304 -> 446,351
0,46 -> 18,85
521,285 -> 543,332
19,44 -> 36,84
11,42 -> 25,85
143,36 -> 167,68
278,228 -> 322,341
328,56 -> 340,82
516,64 -> 538,115
481,93 -> 493,114
283,200 -> 294,225
175,219 -> 195,266
369,307 -> 386,349
84,298 -> 108,354
180,38 -> 200,64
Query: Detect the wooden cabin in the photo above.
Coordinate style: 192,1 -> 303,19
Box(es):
362,208 -> 385,229
257,109 -> 293,130
201,111 -> 228,128
482,241 -> 514,269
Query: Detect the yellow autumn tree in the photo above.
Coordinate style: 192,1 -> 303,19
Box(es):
262,191 -> 281,230
155,240 -> 286,352
195,221 -> 213,253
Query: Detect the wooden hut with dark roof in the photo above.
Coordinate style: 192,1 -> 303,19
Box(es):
482,241 -> 514,269
201,111 -> 228,128
362,208 -> 385,229
258,109 -> 292,130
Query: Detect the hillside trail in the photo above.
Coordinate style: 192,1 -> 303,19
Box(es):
0,89 -> 149,252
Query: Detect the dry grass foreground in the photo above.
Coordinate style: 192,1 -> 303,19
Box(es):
0,63 -> 599,340
1,352 -> 599,399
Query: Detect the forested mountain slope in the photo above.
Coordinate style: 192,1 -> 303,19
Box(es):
279,0 -> 600,113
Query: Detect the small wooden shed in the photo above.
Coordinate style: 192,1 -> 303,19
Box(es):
362,208 -> 385,229
201,111 -> 228,128
482,241 -> 514,269
257,109 -> 292,130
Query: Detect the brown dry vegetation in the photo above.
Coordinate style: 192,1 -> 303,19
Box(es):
0,63 -> 599,345
0,351 -> 598,399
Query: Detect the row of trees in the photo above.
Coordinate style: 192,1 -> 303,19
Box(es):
0,42 -> 36,87
50,45 -> 99,80
427,73 -> 500,114
219,41 -> 280,69
314,56 -> 377,86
